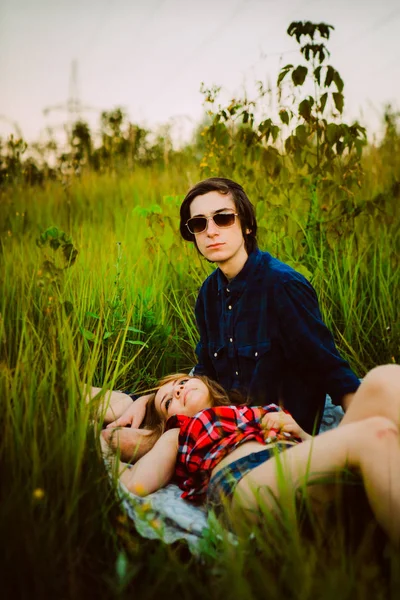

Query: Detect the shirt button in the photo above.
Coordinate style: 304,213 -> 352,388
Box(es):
227,288 -> 230,293
235,371 -> 239,375
228,305 -> 232,310
214,352 -> 218,357
255,352 -> 258,357
229,338 -> 233,343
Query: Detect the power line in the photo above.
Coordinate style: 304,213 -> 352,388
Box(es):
129,0 -> 168,51
343,7 -> 400,47
95,0 -> 169,78
79,0 -> 117,65
150,0 -> 251,100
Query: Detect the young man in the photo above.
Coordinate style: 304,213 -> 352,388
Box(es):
104,177 -> 359,456
179,177 -> 360,434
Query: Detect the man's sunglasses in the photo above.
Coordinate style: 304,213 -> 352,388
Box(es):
186,212 -> 238,235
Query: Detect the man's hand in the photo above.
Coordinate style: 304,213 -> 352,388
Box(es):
107,394 -> 152,429
261,411 -> 311,442
101,427 -> 155,463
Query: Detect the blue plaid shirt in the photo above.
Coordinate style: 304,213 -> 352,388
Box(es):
193,249 -> 360,433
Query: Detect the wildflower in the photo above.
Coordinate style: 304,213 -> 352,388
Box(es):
140,501 -> 151,512
117,514 -> 127,524
150,519 -> 162,531
33,488 -> 45,500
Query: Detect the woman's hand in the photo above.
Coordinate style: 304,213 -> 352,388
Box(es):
261,410 -> 311,442
107,394 -> 151,429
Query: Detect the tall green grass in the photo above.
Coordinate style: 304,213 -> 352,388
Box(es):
1,159 -> 399,598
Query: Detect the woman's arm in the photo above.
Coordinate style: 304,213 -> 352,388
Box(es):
115,428 -> 179,496
85,386 -> 134,424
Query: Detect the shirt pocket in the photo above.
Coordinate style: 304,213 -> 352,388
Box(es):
237,341 -> 271,382
207,342 -> 229,381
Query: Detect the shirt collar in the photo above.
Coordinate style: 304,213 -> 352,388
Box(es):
217,248 -> 263,295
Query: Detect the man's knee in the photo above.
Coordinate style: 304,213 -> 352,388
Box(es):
362,364 -> 400,395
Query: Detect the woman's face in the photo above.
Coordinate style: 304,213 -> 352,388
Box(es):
155,376 -> 212,419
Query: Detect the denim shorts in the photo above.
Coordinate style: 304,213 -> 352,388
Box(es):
207,444 -> 290,513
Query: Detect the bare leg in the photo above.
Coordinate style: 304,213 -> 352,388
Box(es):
341,364 -> 400,427
84,385 -> 134,424
232,416 -> 400,545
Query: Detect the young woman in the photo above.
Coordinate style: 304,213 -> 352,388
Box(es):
101,364 -> 400,545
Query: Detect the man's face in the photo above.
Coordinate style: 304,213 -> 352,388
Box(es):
189,191 -> 247,265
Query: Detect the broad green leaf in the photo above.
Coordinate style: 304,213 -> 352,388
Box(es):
258,118 -> 272,139
126,326 -> 145,333
46,226 -> 59,238
324,65 -> 334,88
318,23 -> 334,39
296,124 -> 308,145
333,70 -> 344,93
264,147 -> 278,171
86,312 -> 100,319
279,110 -> 289,125
49,238 -> 61,250
336,140 -> 344,155
298,99 -> 312,121
81,329 -> 96,341
126,340 -> 147,346
277,64 -> 293,86
291,65 -> 308,86
103,332 -> 113,340
326,123 -> 339,143
314,66 -> 322,85
320,92 -> 328,114
132,205 -> 149,217
333,92 -> 344,113
271,125 -> 280,143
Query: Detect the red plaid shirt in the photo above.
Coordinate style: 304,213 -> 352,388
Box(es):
165,404 -> 299,503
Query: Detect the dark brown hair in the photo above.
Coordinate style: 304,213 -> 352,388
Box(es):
179,177 -> 258,255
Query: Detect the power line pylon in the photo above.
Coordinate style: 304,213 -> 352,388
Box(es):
43,60 -> 98,140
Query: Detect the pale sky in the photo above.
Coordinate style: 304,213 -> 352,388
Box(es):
1,0 -> 399,145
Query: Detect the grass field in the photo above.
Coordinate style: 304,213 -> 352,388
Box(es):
1,125 -> 400,598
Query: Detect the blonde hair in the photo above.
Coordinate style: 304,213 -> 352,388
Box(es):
140,373 -> 246,444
